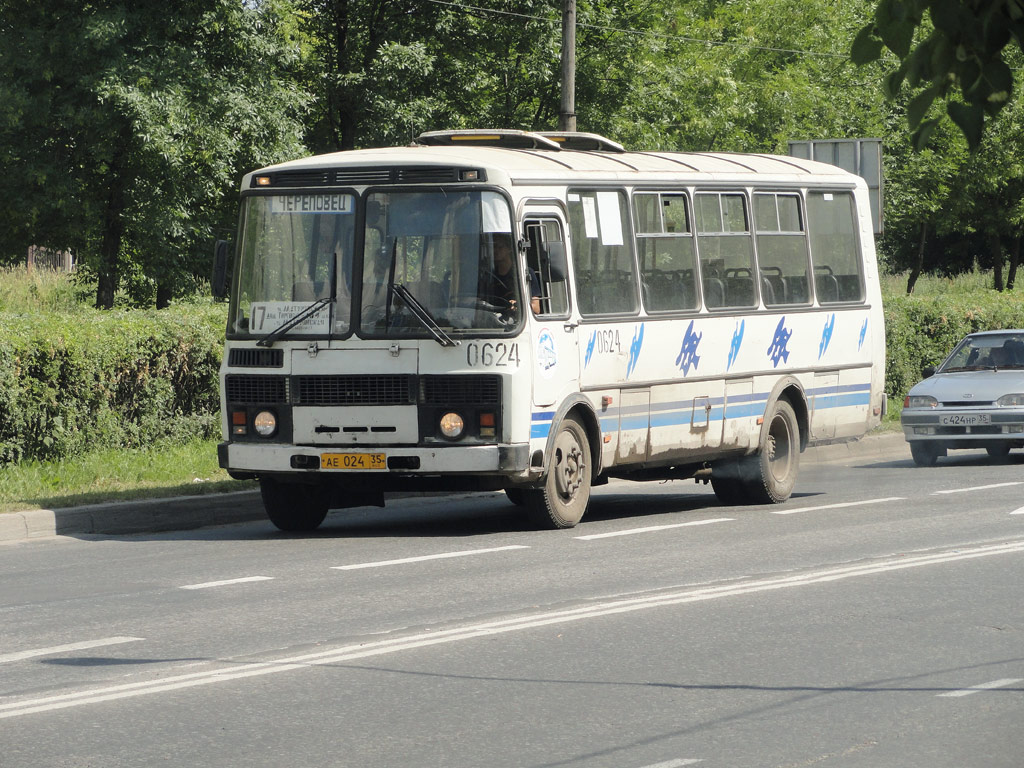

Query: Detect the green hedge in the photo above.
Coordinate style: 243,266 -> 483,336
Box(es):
884,292 -> 1024,402
0,305 -> 224,466
3,291 -> 1024,466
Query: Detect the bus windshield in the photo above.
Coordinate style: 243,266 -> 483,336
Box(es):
360,189 -> 522,336
229,189 -> 521,339
230,193 -> 357,338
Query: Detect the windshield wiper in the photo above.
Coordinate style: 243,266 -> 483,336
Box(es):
256,296 -> 332,348
389,283 -> 459,347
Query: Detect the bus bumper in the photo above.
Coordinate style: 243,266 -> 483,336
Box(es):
218,442 -> 531,476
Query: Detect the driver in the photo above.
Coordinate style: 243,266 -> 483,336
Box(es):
482,236 -> 540,315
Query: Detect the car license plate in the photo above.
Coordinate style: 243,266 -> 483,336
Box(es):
320,452 -> 386,470
939,414 -> 991,426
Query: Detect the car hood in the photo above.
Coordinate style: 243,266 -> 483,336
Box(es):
909,370 -> 1024,402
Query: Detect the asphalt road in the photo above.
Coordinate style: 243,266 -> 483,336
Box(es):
2,442 -> 1023,767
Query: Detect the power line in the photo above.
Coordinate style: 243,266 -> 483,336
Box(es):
425,0 -> 852,60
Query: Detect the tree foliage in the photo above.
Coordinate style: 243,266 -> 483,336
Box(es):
0,0 -> 308,307
852,0 -> 1024,149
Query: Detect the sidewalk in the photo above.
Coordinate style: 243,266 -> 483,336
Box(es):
0,431 -> 908,544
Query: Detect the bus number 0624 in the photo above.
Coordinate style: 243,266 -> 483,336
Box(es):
466,342 -> 520,367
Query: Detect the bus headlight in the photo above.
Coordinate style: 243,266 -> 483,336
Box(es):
439,412 -> 465,439
253,410 -> 277,437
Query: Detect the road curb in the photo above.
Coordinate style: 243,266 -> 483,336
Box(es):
2,431 -> 907,544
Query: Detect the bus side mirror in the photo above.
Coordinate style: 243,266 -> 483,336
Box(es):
212,240 -> 231,300
546,241 -> 568,281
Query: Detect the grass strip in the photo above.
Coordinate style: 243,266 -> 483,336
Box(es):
0,439 -> 254,514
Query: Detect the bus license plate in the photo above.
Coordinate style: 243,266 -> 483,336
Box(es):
321,453 -> 386,470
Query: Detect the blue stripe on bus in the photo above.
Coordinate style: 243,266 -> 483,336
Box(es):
531,383 -> 872,439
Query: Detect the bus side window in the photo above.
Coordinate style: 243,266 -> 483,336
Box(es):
807,191 -> 864,304
754,192 -> 811,307
567,189 -> 640,316
525,220 -> 569,316
695,192 -> 756,310
634,192 -> 698,313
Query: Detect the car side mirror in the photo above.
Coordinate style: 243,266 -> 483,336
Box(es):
212,240 -> 231,300
922,365 -> 936,378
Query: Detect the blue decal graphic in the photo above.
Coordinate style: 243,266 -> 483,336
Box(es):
626,323 -> 644,378
766,316 -> 792,368
818,313 -> 835,360
674,320 -> 702,375
858,318 -> 868,351
727,319 -> 744,371
537,329 -> 557,373
584,330 -> 597,369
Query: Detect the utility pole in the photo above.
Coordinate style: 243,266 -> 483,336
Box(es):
559,0 -> 576,131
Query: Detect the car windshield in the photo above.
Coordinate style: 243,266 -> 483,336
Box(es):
229,193 -> 357,338
360,189 -> 521,337
939,333 -> 1024,371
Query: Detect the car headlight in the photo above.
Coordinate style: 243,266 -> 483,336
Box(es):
904,395 -> 938,409
253,410 -> 277,437
439,412 -> 465,439
997,393 -> 1024,407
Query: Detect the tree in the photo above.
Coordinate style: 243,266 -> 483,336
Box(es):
0,0 -> 309,307
852,0 -> 1024,150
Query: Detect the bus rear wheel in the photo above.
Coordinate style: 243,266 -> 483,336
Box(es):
260,478 -> 330,532
745,399 -> 800,503
523,415 -> 591,528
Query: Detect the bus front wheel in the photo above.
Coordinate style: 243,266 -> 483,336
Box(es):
523,416 -> 591,528
260,478 -> 330,532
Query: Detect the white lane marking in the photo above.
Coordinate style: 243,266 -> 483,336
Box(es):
574,518 -> 733,540
0,637 -> 144,665
639,760 -> 703,768
1010,507 -> 1024,515
770,497 -> 904,515
180,576 -> 274,590
333,545 -> 529,571
932,482 -> 1024,495
5,539 -> 1024,719
937,678 -> 1023,698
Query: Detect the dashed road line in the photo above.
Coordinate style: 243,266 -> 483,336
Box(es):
4,539 -> 1023,719
770,497 -> 904,515
931,482 -> 1024,495
937,678 -> 1023,698
638,759 -> 703,768
180,576 -> 274,590
0,637 -> 144,665
575,519 -> 733,540
332,545 -> 529,571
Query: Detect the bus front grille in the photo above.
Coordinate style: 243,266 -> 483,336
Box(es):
225,375 -> 288,404
294,375 -> 416,406
420,375 -> 501,406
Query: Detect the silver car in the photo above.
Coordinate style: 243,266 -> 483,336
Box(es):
901,329 -> 1024,466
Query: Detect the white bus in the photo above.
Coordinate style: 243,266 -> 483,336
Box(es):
215,130 -> 886,531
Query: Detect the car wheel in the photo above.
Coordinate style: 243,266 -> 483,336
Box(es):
986,443 -> 1012,460
909,442 -> 940,467
260,478 -> 330,531
523,415 -> 591,528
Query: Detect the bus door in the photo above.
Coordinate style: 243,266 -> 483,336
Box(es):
523,213 -> 579,409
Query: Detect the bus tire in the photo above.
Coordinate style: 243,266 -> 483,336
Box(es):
744,399 -> 800,504
710,473 -> 748,505
260,478 -> 330,532
523,415 -> 591,528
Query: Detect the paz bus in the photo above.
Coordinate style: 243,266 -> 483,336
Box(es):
215,130 -> 886,531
